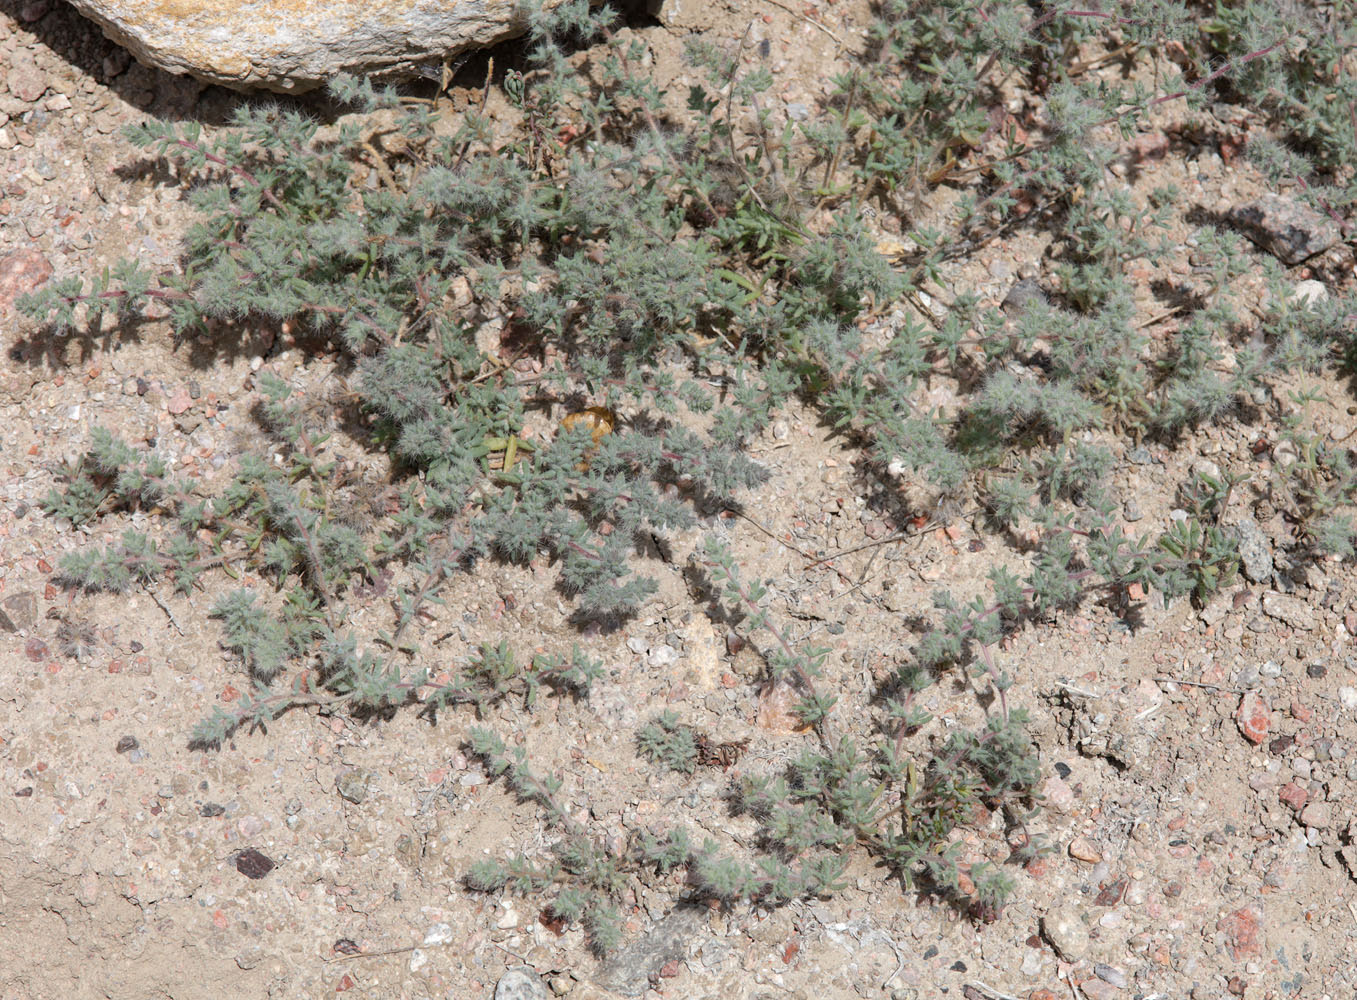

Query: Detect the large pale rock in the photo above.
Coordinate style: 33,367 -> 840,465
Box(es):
66,0 -> 564,93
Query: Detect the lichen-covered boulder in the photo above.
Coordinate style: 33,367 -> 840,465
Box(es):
65,0 -> 564,93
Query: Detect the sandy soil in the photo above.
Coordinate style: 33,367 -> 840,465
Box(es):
2,2 -> 1356,999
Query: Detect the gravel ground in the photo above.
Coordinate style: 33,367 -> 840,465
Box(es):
3,2 -> 1357,999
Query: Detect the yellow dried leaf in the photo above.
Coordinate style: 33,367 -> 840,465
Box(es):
559,406 -> 615,444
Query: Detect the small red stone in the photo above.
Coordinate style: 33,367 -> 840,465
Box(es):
1217,905 -> 1263,960
1278,782 -> 1308,811
1094,879 -> 1126,906
1290,701 -> 1312,722
220,685 -> 240,702
659,959 -> 681,978
167,390 -> 192,415
1236,692 -> 1270,744
0,249 -> 53,316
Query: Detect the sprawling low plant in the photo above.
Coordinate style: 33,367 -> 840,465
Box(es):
18,0 -> 1357,953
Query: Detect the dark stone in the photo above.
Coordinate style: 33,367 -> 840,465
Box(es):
235,848 -> 276,879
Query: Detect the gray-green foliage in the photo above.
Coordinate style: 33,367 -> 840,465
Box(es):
17,0 -> 1357,952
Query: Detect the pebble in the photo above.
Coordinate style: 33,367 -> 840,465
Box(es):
1290,279 -> 1327,307
5,51 -> 47,103
598,907 -> 705,992
1261,592 -> 1314,630
1217,905 -> 1263,960
1080,980 -> 1117,1000
234,847 -> 275,880
1041,775 -> 1076,812
0,249 -> 54,314
1233,193 -> 1341,264
1278,782 -> 1307,810
0,591 -> 37,633
1229,518 -> 1273,584
1068,837 -> 1102,863
495,967 -> 550,1000
1236,691 -> 1271,744
648,643 -> 679,668
1041,906 -> 1089,961
1200,600 -> 1228,626
1300,801 -> 1333,829
236,815 -> 263,837
1094,964 -> 1128,988
167,389 -> 192,415
336,770 -> 372,804
1002,278 -> 1048,314
423,923 -> 455,946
